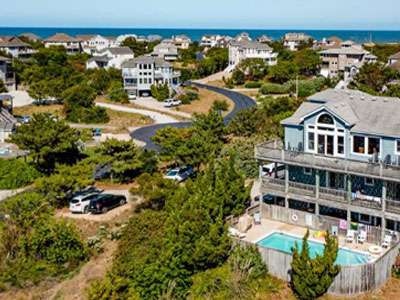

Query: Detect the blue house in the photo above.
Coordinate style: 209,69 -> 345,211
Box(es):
255,89 -> 400,238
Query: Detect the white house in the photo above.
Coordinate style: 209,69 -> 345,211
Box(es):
234,32 -> 252,42
122,56 -> 180,99
227,40 -> 278,72
171,35 -> 192,49
283,32 -> 312,51
44,33 -> 82,54
151,42 -> 178,61
86,47 -> 134,69
388,52 -> 400,72
200,35 -> 232,48
0,36 -> 35,58
78,35 -> 119,55
0,96 -> 16,142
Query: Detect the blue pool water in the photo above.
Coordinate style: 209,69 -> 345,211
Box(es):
257,232 -> 370,266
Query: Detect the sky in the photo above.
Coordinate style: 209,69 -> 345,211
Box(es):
1,0 -> 400,30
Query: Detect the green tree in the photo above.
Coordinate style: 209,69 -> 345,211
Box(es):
291,230 -> 340,300
231,69 -> 245,85
62,83 -> 109,123
351,62 -> 398,93
9,113 -> 81,173
211,99 -> 229,113
86,68 -> 112,95
121,37 -> 159,56
294,49 -> 321,76
269,61 -> 299,83
236,58 -> 269,82
107,81 -> 128,103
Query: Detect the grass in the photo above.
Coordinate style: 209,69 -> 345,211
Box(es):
12,104 -> 154,134
13,104 -> 64,117
177,87 -> 234,116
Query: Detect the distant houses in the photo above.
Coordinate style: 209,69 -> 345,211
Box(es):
78,34 -> 119,55
388,51 -> 400,72
200,35 -> 232,48
171,35 -> 192,49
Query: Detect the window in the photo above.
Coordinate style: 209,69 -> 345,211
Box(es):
308,132 -> 315,151
337,136 -> 344,154
365,177 -> 375,186
304,168 -> 312,175
318,114 -> 334,125
396,140 -> 400,154
368,137 -> 380,155
353,136 -> 365,154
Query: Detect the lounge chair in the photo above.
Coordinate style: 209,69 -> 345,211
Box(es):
382,235 -> 392,248
331,225 -> 338,237
228,227 -> 246,239
346,230 -> 355,243
357,231 -> 367,244
253,212 -> 261,225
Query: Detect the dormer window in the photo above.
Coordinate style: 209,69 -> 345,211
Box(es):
318,114 -> 334,125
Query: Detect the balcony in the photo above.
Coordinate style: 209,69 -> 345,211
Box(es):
256,140 -> 400,183
319,187 -> 348,203
386,199 -> 400,214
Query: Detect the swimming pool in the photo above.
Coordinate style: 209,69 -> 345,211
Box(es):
257,232 -> 371,265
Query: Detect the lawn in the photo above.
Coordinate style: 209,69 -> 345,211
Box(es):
13,104 -> 64,117
177,87 -> 234,116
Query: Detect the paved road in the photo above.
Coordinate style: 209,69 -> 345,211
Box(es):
130,83 -> 256,150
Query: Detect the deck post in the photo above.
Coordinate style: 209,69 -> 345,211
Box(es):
315,170 -> 320,200
346,175 -> 352,203
284,164 -> 289,193
347,209 -> 351,230
381,182 -> 387,242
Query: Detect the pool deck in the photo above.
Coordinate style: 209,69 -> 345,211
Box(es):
243,218 -> 388,259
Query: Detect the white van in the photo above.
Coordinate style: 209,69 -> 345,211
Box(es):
261,163 -> 285,178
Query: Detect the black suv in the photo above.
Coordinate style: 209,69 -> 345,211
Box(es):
88,194 -> 127,214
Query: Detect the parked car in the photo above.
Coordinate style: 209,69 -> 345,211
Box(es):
164,166 -> 194,182
261,163 -> 285,177
163,98 -> 182,107
88,194 -> 127,214
69,188 -> 102,213
16,115 -> 31,124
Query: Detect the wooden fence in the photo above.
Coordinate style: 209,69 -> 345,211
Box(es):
252,241 -> 400,295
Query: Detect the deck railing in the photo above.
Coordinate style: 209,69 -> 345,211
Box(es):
288,181 -> 316,197
386,199 -> 400,214
319,187 -> 348,203
255,140 -> 400,182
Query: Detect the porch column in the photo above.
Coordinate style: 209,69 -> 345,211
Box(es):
284,165 -> 289,193
346,175 -> 352,203
259,163 -> 263,180
347,209 -> 351,230
381,217 -> 386,243
315,203 -> 320,216
315,170 -> 320,200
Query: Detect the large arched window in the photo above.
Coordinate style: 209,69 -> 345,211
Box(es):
317,114 -> 334,125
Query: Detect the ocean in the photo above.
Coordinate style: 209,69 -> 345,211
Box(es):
1,27 -> 400,43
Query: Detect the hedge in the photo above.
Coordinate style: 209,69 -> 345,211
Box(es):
0,159 -> 40,189
260,83 -> 290,95
244,81 -> 262,89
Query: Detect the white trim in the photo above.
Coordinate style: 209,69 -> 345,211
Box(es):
395,140 -> 400,156
350,135 -> 382,158
300,106 -> 351,126
304,167 -> 312,175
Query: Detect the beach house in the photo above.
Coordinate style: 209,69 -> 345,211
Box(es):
319,42 -> 377,79
283,32 -> 312,51
78,34 -> 119,54
86,47 -> 134,69
0,36 -> 35,58
227,40 -> 278,72
44,33 -> 82,54
122,56 -> 180,99
0,56 -> 15,91
151,42 -> 178,61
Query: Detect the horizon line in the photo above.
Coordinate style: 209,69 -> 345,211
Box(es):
1,25 -> 400,32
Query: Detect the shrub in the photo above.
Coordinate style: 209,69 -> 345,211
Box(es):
107,81 -> 129,103
244,81 -> 262,89
66,106 -> 109,124
151,83 -> 170,101
0,159 -> 40,189
260,83 -> 290,95
178,91 -> 199,104
231,69 -> 245,85
286,77 -> 326,97
211,99 -> 229,112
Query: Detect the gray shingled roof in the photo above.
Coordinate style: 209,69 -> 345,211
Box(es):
230,40 -> 272,51
282,89 -> 400,138
389,52 -> 400,60
0,108 -> 17,130
319,46 -> 369,56
122,56 -> 171,68
99,47 -> 133,55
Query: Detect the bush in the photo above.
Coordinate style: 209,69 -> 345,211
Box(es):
260,83 -> 290,95
66,106 -> 109,124
151,83 -> 170,101
0,159 -> 40,189
178,91 -> 199,104
286,77 -> 326,97
107,81 -> 128,103
244,81 -> 262,89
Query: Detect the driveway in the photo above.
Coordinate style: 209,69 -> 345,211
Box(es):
133,97 -> 192,119
8,90 -> 34,107
96,102 -> 178,124
131,83 -> 256,150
